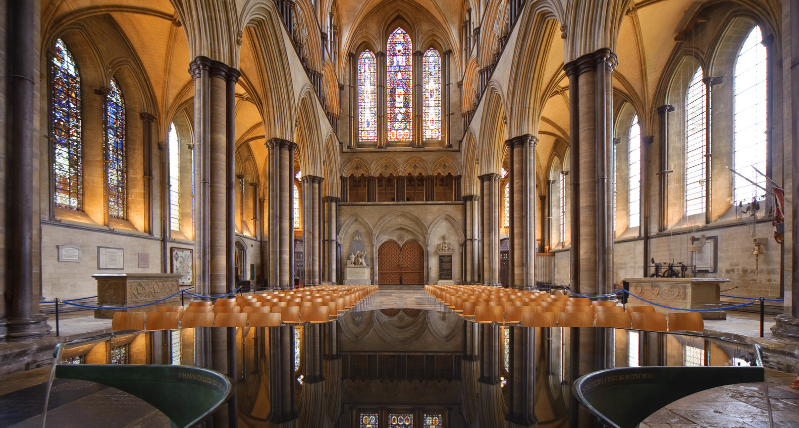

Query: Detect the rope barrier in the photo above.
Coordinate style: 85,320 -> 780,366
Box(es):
44,287 -> 243,309
63,295 -> 97,302
61,290 -> 184,310
182,288 -> 242,299
621,289 -> 757,312
563,287 -> 622,300
720,294 -> 783,302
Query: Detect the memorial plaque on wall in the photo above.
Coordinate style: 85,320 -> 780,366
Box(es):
439,255 -> 453,280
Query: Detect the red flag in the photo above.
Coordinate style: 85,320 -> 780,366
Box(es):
773,187 -> 785,244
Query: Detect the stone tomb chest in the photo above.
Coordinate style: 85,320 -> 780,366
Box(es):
93,273 -> 183,319
623,278 -> 729,320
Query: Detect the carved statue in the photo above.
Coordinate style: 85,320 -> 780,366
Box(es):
437,234 -> 455,252
348,253 -> 356,266
354,251 -> 367,266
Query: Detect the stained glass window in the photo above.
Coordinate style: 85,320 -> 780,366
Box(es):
685,68 -> 706,216
423,48 -> 442,140
111,344 -> 129,365
389,414 -> 412,427
734,26 -> 768,203
358,50 -> 377,142
628,115 -> 641,228
171,330 -> 181,365
64,355 -> 85,365
387,28 -> 413,141
169,124 -> 180,231
52,39 -> 83,211
423,414 -> 442,427
294,171 -> 301,229
105,78 -> 126,218
503,326 -> 510,373
294,325 -> 302,372
503,182 -> 510,228
559,168 -> 566,244
360,413 -> 379,428
628,331 -> 639,367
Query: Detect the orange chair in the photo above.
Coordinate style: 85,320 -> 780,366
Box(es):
557,312 -> 594,327
631,312 -> 667,332
667,312 -> 704,332
627,305 -> 656,314
540,301 -> 567,307
462,302 -> 477,317
157,306 -> 185,319
181,312 -> 215,328
564,305 -> 594,313
185,306 -> 213,313
112,312 -> 145,331
248,312 -> 282,327
503,306 -> 524,324
475,306 -> 503,323
278,306 -> 301,323
593,300 -> 617,307
213,305 -> 242,313
595,312 -> 632,329
566,298 -> 592,306
595,305 -> 624,313
214,298 -> 237,306
521,312 -> 557,328
301,306 -> 330,323
243,306 -> 272,314
188,301 -> 212,307
215,312 -> 248,328
535,305 -> 565,314
145,312 -> 180,330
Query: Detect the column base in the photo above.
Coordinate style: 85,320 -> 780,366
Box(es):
6,314 -> 50,342
771,314 -> 799,339
0,319 -> 6,342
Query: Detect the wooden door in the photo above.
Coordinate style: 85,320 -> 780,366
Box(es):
378,240 -> 425,285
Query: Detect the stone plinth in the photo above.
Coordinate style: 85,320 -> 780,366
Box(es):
343,265 -> 371,285
93,273 -> 183,319
624,278 -> 729,320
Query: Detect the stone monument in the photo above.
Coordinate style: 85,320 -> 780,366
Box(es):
344,250 -> 371,285
437,234 -> 455,285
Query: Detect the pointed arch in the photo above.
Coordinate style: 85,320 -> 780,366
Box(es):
295,88 -> 324,177
431,155 -> 461,177
341,155 -> 371,177
400,155 -> 430,177
478,85 -> 508,175
371,156 -> 401,177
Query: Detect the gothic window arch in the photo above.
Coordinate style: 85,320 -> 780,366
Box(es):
733,25 -> 768,203
294,171 -> 302,230
685,66 -> 706,217
549,158 -> 562,247
502,168 -> 509,228
357,50 -> 377,142
168,123 -> 180,231
105,78 -> 126,219
52,38 -> 83,211
628,115 -> 641,228
387,27 -> 413,141
423,48 -> 442,140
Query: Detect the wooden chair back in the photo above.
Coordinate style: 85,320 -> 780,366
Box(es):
145,312 -> 180,330
503,306 -> 524,324
557,312 -> 594,327
243,306 -> 272,314
214,312 -> 248,328
112,312 -> 145,331
521,312 -> 557,328
593,300 -> 617,307
181,312 -> 215,328
213,305 -> 242,313
188,301 -> 212,307
667,312 -> 704,332
627,305 -> 656,314
301,306 -> 330,323
631,312 -> 667,332
595,305 -> 624,313
564,305 -> 595,313
279,306 -> 301,323
185,306 -> 213,313
595,312 -> 632,329
249,312 -> 282,327
566,298 -> 592,306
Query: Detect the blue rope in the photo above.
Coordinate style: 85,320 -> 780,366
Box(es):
61,290 -> 184,310
181,288 -> 241,299
64,295 -> 97,302
621,289 -> 757,312
564,287 -> 622,300
720,294 -> 783,302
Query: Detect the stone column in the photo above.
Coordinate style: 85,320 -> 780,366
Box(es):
507,135 -> 537,290
348,52 -> 356,149
267,139 -> 297,289
656,105 -> 674,233
323,197 -> 339,284
268,326 -> 298,424
140,113 -> 156,235
479,174 -> 500,286
413,50 -> 423,148
506,326 -> 536,427
191,58 -> 210,297
377,52 -> 387,148
463,195 -> 480,283
206,60 -> 230,296
309,177 -> 322,286
302,177 -> 312,286
477,323 -> 504,427
227,70 -> 240,292
5,0 -> 49,341
702,77 -> 722,224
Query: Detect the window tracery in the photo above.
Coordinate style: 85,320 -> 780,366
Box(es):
503,181 -> 510,228
685,67 -> 706,217
423,49 -> 441,140
169,124 -> 180,231
294,171 -> 302,230
105,78 -> 126,219
387,28 -> 413,141
52,39 -> 83,211
628,115 -> 641,228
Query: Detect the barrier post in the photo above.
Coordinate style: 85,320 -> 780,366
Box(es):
181,290 -> 185,307
55,298 -> 60,337
760,297 -> 765,338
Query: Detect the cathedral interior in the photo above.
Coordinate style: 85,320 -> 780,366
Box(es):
0,0 -> 799,426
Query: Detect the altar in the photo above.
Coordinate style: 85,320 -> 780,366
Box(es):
622,277 -> 729,320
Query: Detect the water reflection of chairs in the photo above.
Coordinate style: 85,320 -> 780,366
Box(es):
145,312 -> 180,330
181,312 -> 214,328
521,312 -> 557,327
557,312 -> 593,327
595,312 -> 632,329
667,312 -> 704,332
631,312 -> 667,332
111,312 -> 145,331
627,305 -> 656,314
475,306 -> 503,323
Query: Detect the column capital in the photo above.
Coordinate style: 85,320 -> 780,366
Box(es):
478,173 -> 500,182
702,76 -> 723,86
505,134 -> 537,149
208,59 -> 232,80
227,67 -> 242,83
593,47 -> 618,71
304,175 -> 324,183
94,87 -> 110,96
613,137 -> 620,145
656,104 -> 675,115
462,195 -> 479,202
322,196 -> 340,203
564,48 -> 617,76
642,136 -> 654,145
139,112 -> 157,121
188,56 -> 212,79
413,50 -> 423,57
376,51 -> 386,58
265,138 -> 298,151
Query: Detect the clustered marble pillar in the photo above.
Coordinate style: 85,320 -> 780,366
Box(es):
463,195 -> 480,284
267,139 -> 296,289
303,176 -> 323,286
268,325 -> 298,425
506,326 -> 536,427
507,135 -> 537,290
479,174 -> 500,286
323,197 -> 339,284
476,323 -> 504,427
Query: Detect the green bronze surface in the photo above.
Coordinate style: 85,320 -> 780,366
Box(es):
573,366 -> 765,428
55,363 -> 232,428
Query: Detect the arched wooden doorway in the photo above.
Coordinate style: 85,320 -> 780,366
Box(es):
378,240 -> 424,285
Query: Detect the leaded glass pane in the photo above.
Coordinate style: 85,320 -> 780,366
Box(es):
52,39 -> 83,211
358,51 -> 377,142
111,344 -> 129,365
503,182 -> 510,228
293,182 -> 301,229
360,413 -> 379,427
294,326 -> 301,372
734,26 -> 768,203
628,115 -> 641,228
559,167 -> 566,243
503,326 -> 510,373
169,124 -> 180,231
423,48 -> 441,140
423,414 -> 442,427
389,414 -> 412,427
387,28 -> 413,141
105,78 -> 126,218
685,345 -> 704,367
171,330 -> 181,365
685,68 -> 706,216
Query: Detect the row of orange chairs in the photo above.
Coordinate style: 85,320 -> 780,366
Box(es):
476,307 -> 703,331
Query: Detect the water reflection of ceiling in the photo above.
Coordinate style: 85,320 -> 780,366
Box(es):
338,309 -> 463,352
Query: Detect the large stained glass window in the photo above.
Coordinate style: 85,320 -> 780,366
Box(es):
387,28 -> 413,141
52,39 -> 83,211
503,182 -> 510,228
169,124 -> 180,231
294,171 -> 301,230
734,26 -> 768,203
423,48 -> 441,140
358,50 -> 377,142
685,68 -> 706,216
628,115 -> 641,228
389,414 -> 412,427
105,78 -> 126,219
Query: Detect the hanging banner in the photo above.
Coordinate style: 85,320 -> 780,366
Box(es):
773,187 -> 785,244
